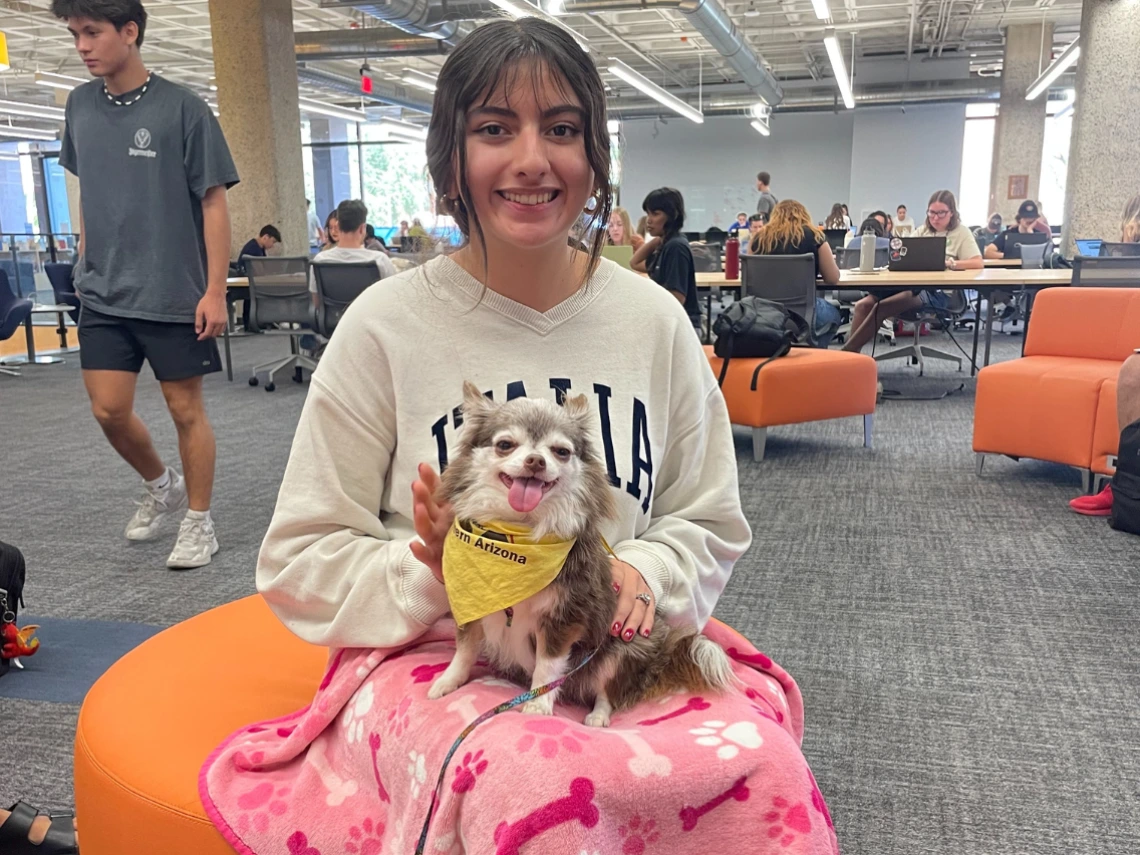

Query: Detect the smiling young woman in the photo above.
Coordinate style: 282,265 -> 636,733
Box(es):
198,19 -> 838,855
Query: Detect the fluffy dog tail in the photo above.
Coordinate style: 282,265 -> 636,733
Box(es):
661,632 -> 734,693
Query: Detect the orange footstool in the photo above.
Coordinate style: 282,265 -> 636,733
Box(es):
706,346 -> 878,460
74,596 -> 326,855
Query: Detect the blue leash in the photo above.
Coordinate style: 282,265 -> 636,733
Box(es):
413,649 -> 597,855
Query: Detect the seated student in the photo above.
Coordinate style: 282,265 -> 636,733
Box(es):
311,200 -> 397,295
739,212 -> 767,255
823,202 -> 847,231
985,200 -> 1046,259
1070,193 -> 1140,518
364,224 -> 389,254
727,211 -> 750,236
748,199 -> 843,347
606,206 -> 645,250
632,187 -> 702,331
843,189 -> 981,354
846,217 -> 890,251
974,213 -> 1003,245
238,225 -> 281,269
895,204 -> 916,236
320,211 -> 339,251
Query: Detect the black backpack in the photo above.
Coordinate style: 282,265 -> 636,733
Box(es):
712,296 -> 812,388
0,540 -> 27,679
1110,420 -> 1140,536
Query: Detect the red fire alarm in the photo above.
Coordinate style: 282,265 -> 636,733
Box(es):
361,75 -> 373,94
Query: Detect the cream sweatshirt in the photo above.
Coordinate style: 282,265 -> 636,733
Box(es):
256,255 -> 752,650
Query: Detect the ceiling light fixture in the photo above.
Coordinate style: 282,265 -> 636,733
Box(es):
0,99 -> 67,121
823,30 -> 855,110
0,124 -> 58,141
377,118 -> 427,141
401,69 -> 438,93
1025,37 -> 1079,101
750,119 -> 770,137
607,58 -> 703,124
297,97 -> 367,123
810,0 -> 830,20
34,71 -> 87,91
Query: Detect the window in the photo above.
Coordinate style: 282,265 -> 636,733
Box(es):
1038,113 -> 1072,227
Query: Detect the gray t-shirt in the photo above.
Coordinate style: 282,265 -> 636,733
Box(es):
60,75 -> 240,323
756,190 -> 778,217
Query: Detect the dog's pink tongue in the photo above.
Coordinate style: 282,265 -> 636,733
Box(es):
508,477 -> 545,513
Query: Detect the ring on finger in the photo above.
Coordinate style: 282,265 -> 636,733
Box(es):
634,592 -> 652,605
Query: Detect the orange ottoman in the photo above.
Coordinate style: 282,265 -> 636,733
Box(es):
705,346 -> 878,460
74,595 -> 326,855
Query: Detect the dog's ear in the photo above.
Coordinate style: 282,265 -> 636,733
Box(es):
461,381 -> 495,425
562,393 -> 591,421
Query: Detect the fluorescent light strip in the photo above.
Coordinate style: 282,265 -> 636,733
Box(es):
0,125 -> 58,140
0,99 -> 66,121
298,97 -> 367,123
750,119 -> 771,137
401,69 -> 438,93
34,71 -> 87,91
1026,37 -> 1080,101
607,58 -> 703,124
823,31 -> 855,110
486,0 -> 589,51
811,0 -> 830,20
377,118 -> 427,141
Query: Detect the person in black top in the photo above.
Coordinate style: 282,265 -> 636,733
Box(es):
238,224 -> 281,263
631,187 -> 701,331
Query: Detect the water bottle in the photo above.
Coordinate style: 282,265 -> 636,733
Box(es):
859,230 -> 876,272
725,236 -> 740,280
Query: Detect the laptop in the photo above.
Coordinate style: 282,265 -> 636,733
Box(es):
888,236 -> 947,272
601,245 -> 635,269
1099,241 -> 1140,257
1075,239 -> 1102,257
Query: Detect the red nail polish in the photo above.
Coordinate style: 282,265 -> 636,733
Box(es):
612,622 -> 621,636
623,629 -> 634,641
641,628 -> 650,637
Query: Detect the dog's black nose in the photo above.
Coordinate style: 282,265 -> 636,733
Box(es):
524,454 -> 546,473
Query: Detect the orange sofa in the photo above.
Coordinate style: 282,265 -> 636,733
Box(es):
973,287 -> 1140,485
74,596 -> 326,855
705,345 -> 878,460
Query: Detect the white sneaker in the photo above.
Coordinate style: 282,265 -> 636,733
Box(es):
166,514 -> 220,570
125,470 -> 188,541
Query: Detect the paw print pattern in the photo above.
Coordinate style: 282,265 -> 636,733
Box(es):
619,815 -> 660,854
451,750 -> 489,793
688,720 -> 763,760
342,682 -> 375,744
408,750 -> 427,799
516,717 -> 590,758
763,796 -> 812,848
344,816 -> 385,855
233,782 -> 291,836
387,696 -> 412,736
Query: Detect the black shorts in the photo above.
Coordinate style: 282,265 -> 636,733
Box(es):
78,306 -> 221,381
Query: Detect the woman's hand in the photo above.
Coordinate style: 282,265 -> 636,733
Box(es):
409,463 -> 454,584
610,558 -> 655,642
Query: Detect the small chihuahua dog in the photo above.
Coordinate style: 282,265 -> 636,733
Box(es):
427,382 -> 732,726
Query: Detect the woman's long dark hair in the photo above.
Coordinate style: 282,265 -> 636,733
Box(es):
642,187 -> 685,241
426,19 -> 612,276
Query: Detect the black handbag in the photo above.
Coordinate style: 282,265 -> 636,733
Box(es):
0,540 -> 27,679
1110,420 -> 1140,536
712,296 -> 812,388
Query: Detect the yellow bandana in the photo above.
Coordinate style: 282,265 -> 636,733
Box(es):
442,519 -> 576,626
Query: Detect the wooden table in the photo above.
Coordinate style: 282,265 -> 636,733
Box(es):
984,258 -> 1023,268
695,268 -> 1072,373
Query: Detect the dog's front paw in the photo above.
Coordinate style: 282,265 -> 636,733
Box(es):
428,673 -> 466,700
520,695 -> 555,716
583,709 -> 611,728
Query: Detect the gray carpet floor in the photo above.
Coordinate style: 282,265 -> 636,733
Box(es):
1,329 -> 1138,855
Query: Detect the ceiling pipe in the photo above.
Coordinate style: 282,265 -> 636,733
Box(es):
562,0 -> 783,104
296,66 -> 434,114
295,28 -> 448,59
323,0 -> 484,44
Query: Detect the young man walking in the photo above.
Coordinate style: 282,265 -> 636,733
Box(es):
55,0 -> 239,569
755,171 -> 777,218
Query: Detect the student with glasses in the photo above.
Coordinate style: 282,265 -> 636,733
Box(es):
842,189 -> 981,354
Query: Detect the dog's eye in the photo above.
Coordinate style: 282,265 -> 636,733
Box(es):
552,446 -> 572,460
496,440 -> 516,453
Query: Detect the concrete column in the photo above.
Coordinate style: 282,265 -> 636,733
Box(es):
1062,0 -> 1140,252
207,0 -> 308,255
988,22 -> 1053,224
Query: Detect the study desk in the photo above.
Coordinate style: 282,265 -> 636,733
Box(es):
695,268 -> 1072,374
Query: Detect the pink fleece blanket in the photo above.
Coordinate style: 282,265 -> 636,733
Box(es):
200,619 -> 839,854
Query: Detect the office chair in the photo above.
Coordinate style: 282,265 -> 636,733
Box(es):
1071,255 -> 1140,287
740,253 -> 818,337
44,262 -> 80,349
245,256 -> 317,392
874,289 -> 969,375
0,270 -> 34,377
312,261 -> 380,338
1098,242 -> 1140,258
1017,241 -> 1049,269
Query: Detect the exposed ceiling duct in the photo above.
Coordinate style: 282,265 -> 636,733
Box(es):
561,0 -> 783,106
323,0 -> 484,44
295,66 -> 434,114
295,28 -> 448,60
